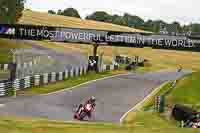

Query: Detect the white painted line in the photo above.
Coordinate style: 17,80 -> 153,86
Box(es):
119,81 -> 169,124
41,73 -> 132,96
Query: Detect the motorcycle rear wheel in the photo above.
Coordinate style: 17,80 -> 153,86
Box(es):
80,111 -> 87,120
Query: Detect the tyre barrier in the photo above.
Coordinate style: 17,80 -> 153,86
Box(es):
102,64 -> 119,72
0,65 -> 88,97
0,80 -> 12,96
115,55 -> 145,65
115,56 -> 131,64
171,104 -> 200,128
172,104 -> 196,122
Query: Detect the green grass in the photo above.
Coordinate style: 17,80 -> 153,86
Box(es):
125,112 -> 198,132
0,70 -> 10,79
19,70 -> 126,95
0,50 -> 12,63
166,72 -> 200,110
0,114 -> 198,133
0,116 -> 132,133
130,112 -> 177,129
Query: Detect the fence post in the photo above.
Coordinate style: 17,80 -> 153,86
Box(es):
51,72 -> 56,83
4,64 -> 8,70
59,72 -> 63,81
70,68 -> 74,78
80,66 -> 83,76
65,70 -> 69,79
83,65 -> 87,75
43,73 -> 49,84
75,67 -> 79,77
155,95 -> 165,113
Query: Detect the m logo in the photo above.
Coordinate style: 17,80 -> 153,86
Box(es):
6,28 -> 15,35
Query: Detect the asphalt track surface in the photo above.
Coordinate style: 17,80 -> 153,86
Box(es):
0,69 -> 192,123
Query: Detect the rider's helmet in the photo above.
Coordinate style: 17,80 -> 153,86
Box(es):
90,96 -> 96,103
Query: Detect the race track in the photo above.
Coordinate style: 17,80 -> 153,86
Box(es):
0,69 -> 192,123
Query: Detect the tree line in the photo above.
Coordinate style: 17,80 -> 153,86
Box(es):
48,8 -> 200,33
0,0 -> 25,24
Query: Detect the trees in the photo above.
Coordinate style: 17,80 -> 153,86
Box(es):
150,20 -> 167,33
123,13 -> 144,28
112,15 -> 126,26
56,8 -> 81,18
191,24 -> 200,33
172,21 -> 182,33
57,9 -> 63,15
0,0 -> 25,24
16,0 -> 25,23
48,10 -> 56,15
62,8 -> 81,18
86,11 -> 112,23
86,12 -> 145,28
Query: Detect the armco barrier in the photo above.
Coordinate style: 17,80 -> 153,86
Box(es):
0,64 -> 118,97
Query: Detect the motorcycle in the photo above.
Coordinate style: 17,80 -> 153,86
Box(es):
74,103 -> 95,120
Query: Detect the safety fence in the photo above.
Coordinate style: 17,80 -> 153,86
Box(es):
0,63 -> 119,97
0,65 -> 87,97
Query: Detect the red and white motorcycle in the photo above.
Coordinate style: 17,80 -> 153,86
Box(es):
74,103 -> 95,120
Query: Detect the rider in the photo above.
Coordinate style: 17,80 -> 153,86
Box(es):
76,96 -> 96,117
84,96 -> 96,107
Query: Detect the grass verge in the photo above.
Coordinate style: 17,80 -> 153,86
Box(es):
19,70 -> 127,95
166,72 -> 200,110
0,70 -> 10,80
0,114 -> 197,133
0,115 -> 132,133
